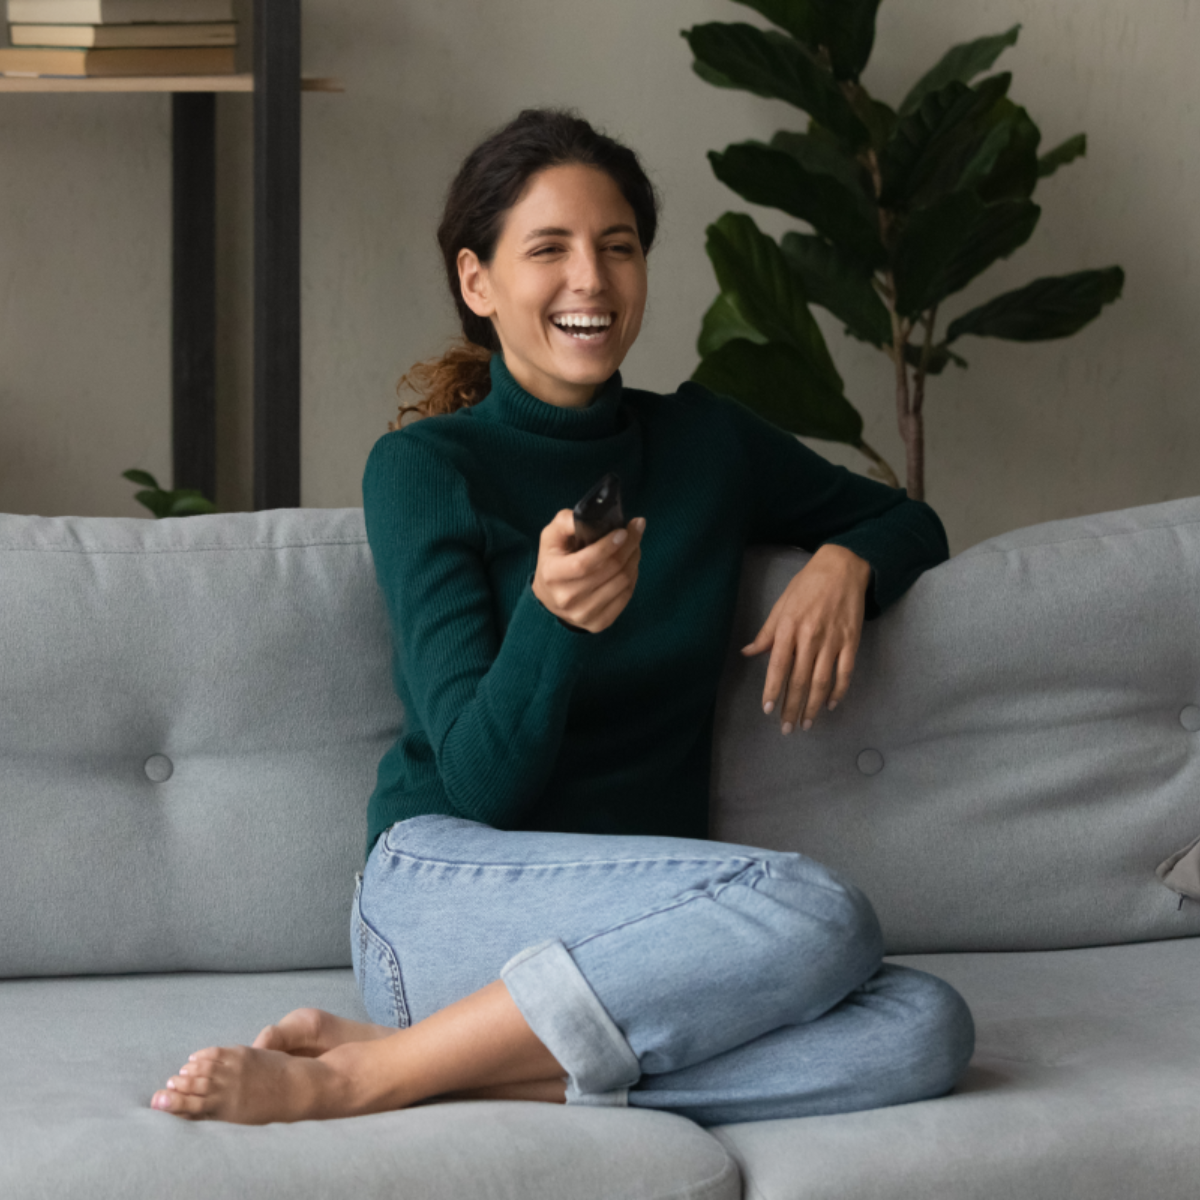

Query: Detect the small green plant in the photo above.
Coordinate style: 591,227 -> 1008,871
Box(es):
684,2 -> 1124,499
122,469 -> 216,518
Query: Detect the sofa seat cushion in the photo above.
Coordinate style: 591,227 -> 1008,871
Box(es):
713,938 -> 1200,1200
0,968 -> 738,1200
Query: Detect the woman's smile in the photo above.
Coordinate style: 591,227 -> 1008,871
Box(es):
457,162 -> 648,409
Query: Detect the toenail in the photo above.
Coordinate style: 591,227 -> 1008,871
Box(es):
166,1080 -> 176,1089
153,1094 -> 169,1109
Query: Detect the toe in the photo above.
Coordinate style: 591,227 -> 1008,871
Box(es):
169,1071 -> 210,1096
152,1088 -> 210,1118
251,1024 -> 281,1051
188,1045 -> 225,1064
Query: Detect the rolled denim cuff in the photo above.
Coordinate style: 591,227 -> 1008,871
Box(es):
501,938 -> 640,1106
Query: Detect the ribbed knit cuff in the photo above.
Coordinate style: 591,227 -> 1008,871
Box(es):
523,573 -> 590,636
824,499 -> 947,618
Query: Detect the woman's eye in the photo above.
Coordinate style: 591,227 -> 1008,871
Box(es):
530,244 -> 563,257
605,243 -> 634,255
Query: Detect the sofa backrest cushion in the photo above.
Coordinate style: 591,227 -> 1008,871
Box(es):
711,496 -> 1200,953
3,497 -> 1199,976
0,509 -> 400,977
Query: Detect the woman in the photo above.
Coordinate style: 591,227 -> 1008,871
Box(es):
151,109 -> 974,1125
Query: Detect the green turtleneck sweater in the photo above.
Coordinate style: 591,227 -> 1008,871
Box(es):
361,355 -> 948,859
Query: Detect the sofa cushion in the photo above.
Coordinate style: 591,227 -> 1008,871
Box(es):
0,509 -> 399,976
712,496 -> 1200,952
713,937 -> 1200,1200
0,968 -> 739,1200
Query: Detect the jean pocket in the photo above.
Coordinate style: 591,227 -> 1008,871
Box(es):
350,871 -> 410,1029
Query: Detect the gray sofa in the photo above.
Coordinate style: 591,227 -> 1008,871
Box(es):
2,496 -> 1198,1200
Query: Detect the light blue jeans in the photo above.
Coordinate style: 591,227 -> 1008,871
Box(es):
351,814 -> 974,1127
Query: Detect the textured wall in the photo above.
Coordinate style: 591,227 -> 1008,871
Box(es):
1,0 -> 1197,553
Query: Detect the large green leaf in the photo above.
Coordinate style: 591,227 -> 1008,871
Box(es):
697,291 -> 769,358
899,25 -> 1021,116
691,58 -> 737,89
1037,133 -> 1087,179
693,338 -> 864,443
880,73 -> 1011,209
709,141 -> 885,267
769,129 -> 871,198
683,23 -> 867,144
780,231 -> 893,345
932,198 -> 1041,301
705,211 -> 843,391
728,0 -> 819,42
729,1 -> 883,80
974,100 -> 1041,202
946,267 -> 1125,342
892,190 -> 985,317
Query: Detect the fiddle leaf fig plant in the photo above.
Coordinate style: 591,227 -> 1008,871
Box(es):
684,1 -> 1124,498
122,469 -> 216,518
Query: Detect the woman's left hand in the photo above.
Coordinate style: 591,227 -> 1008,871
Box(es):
740,545 -> 873,734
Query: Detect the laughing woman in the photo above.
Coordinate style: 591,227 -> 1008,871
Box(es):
151,109 -> 973,1125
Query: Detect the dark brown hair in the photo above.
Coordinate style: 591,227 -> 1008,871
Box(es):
391,108 -> 660,429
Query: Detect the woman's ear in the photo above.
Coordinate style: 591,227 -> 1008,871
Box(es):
457,249 -> 495,319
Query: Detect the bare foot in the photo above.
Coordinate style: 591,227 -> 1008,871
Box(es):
251,1007 -> 392,1057
150,1044 -> 356,1124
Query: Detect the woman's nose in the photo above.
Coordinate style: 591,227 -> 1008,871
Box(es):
569,249 -> 605,294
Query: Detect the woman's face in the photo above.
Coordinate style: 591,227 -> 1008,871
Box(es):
458,163 -> 648,408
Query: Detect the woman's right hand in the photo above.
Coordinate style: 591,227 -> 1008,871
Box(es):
531,510 -> 646,633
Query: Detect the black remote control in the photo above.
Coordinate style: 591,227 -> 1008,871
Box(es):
572,472 -> 625,550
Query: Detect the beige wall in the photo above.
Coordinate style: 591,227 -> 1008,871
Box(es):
1,0 -> 1197,554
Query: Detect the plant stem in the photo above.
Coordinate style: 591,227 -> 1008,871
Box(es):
883,278 -> 919,500
855,439 -> 900,489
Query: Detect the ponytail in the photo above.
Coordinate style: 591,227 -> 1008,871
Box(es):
390,340 -> 492,430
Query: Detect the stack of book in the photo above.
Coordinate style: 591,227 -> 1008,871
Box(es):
1,0 -> 237,77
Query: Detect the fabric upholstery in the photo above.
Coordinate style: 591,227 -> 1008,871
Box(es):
0,509 -> 400,976
713,938 -> 1200,1200
711,496 -> 1200,952
0,969 -> 738,1200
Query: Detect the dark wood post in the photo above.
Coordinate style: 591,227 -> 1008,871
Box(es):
171,91 -> 217,501
253,0 -> 302,509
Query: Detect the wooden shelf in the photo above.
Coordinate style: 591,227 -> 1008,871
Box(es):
0,73 -> 342,92
0,2 -> 321,509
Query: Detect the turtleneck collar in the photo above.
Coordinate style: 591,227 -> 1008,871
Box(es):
469,354 -> 625,442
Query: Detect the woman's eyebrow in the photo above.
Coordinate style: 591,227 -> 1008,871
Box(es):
522,223 -> 637,242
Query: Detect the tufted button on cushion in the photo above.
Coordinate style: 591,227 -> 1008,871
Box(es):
143,754 -> 174,783
1180,705 -> 1200,732
856,748 -> 884,776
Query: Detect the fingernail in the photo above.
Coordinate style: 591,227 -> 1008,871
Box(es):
802,719 -> 813,731
828,701 -> 838,710
636,517 -> 646,531
741,644 -> 753,654
782,722 -> 793,735
763,701 -> 774,714
613,530 -> 627,546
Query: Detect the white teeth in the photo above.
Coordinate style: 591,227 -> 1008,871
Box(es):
552,313 -> 613,329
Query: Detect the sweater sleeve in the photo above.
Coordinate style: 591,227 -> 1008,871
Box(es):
362,431 -> 588,828
695,385 -> 950,618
